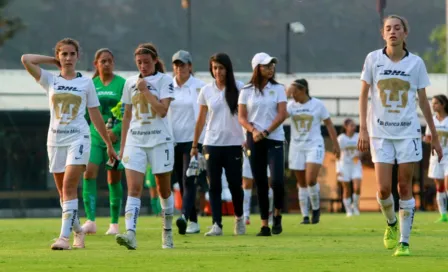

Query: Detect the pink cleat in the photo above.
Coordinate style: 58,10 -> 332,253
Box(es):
51,237 -> 71,250
105,224 -> 120,235
82,220 -> 97,235
73,231 -> 85,249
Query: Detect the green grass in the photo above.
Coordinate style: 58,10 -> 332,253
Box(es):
0,213 -> 447,272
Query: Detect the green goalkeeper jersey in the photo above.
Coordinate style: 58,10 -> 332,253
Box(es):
88,75 -> 126,147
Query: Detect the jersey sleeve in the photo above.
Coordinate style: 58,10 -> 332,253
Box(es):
417,58 -> 431,90
286,101 -> 293,115
236,80 -> 245,90
197,86 -> 207,106
38,68 -> 54,92
360,53 -> 373,85
238,87 -> 248,105
160,76 -> 175,100
319,100 -> 331,120
86,80 -> 100,108
277,85 -> 287,103
121,79 -> 133,104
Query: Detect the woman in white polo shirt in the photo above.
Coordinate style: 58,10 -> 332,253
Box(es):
286,79 -> 340,225
167,50 -> 207,235
238,52 -> 288,236
191,52 -> 246,237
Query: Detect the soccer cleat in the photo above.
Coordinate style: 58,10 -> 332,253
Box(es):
186,222 -> 200,234
245,216 -> 251,225
162,229 -> 174,249
353,207 -> 360,216
115,231 -> 137,250
272,215 -> 282,235
234,216 -> 246,235
51,237 -> 71,250
72,231 -> 85,249
105,224 -> 120,235
311,209 -> 320,224
383,221 -> 398,249
256,226 -> 272,236
393,243 -> 410,256
176,216 -> 187,235
268,212 -> 273,226
204,223 -> 223,236
435,214 -> 448,223
82,220 -> 97,235
300,216 -> 310,224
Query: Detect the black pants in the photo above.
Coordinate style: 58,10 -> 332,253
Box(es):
247,133 -> 285,220
173,142 -> 206,223
203,145 -> 243,226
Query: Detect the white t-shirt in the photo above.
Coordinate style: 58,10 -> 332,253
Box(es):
287,98 -> 330,150
238,82 -> 287,141
425,115 -> 448,164
121,72 -> 175,148
198,81 -> 245,146
168,75 -> 206,143
360,48 -> 430,139
38,69 -> 100,146
338,133 -> 360,165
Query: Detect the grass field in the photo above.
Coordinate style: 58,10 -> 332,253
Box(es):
0,213 -> 447,272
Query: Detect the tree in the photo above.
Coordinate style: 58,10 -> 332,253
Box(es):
0,0 -> 24,47
423,25 -> 446,73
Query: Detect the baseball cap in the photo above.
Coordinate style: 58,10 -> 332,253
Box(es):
172,50 -> 192,64
251,52 -> 278,70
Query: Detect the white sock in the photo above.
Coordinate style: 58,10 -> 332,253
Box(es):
343,198 -> 352,215
436,192 -> 447,215
160,193 -> 174,230
377,193 -> 396,224
308,183 -> 320,211
124,196 -> 141,233
243,189 -> 252,217
60,199 -> 78,238
268,188 -> 274,214
352,193 -> 360,210
298,187 -> 309,217
399,198 -> 416,244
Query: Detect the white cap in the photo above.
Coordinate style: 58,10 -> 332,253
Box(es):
251,52 -> 278,70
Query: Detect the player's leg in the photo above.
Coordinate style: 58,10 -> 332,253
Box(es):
242,155 -> 254,225
352,178 -> 362,216
429,161 -> 447,222
105,169 -> 123,235
145,166 -> 161,216
305,162 -> 322,224
294,170 -> 309,224
341,181 -> 353,217
267,140 -> 284,234
204,146 -> 224,236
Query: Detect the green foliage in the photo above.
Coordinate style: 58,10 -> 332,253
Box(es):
423,25 -> 446,73
0,0 -> 24,47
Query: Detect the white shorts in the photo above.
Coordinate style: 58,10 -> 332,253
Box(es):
428,160 -> 448,180
288,145 -> 325,171
337,162 -> 363,182
122,143 -> 174,174
242,156 -> 270,179
370,138 -> 422,164
47,138 -> 91,173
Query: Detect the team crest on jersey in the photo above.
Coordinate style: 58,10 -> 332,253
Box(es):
377,78 -> 411,113
292,114 -> 314,134
269,90 -> 275,96
51,93 -> 82,125
196,88 -> 201,93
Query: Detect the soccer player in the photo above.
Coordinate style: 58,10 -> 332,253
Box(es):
358,15 -> 443,256
82,48 -> 126,235
423,95 -> 448,223
191,53 -> 246,236
21,38 -> 118,250
286,79 -> 340,225
238,52 -> 287,236
167,50 -> 207,235
116,43 -> 175,249
336,118 -> 362,217
144,165 -> 162,216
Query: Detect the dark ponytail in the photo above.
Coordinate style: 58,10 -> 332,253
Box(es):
134,43 -> 166,73
209,53 -> 238,115
292,78 -> 310,98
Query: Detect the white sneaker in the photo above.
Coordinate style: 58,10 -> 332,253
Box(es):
186,222 -> 200,234
82,220 -> 97,235
162,229 -> 174,249
51,237 -> 71,250
115,231 -> 137,250
73,231 -> 85,249
105,224 -> 119,235
346,212 -> 353,217
204,223 -> 223,236
353,207 -> 360,216
234,217 -> 246,235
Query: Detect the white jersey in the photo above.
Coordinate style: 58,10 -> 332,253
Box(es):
198,81 -> 245,146
287,98 -> 330,150
360,48 -> 430,139
121,72 -> 174,148
238,82 -> 287,141
38,69 -> 100,146
338,133 -> 360,166
168,75 -> 206,143
426,116 -> 448,164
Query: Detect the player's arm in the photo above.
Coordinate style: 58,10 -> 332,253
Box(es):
191,105 -> 207,157
89,107 -> 113,147
358,81 -> 370,152
21,54 -> 60,81
324,118 -> 340,159
418,89 -> 443,161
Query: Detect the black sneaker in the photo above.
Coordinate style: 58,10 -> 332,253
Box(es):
300,216 -> 310,224
272,215 -> 282,235
176,216 -> 187,235
256,226 -> 272,236
311,209 -> 320,224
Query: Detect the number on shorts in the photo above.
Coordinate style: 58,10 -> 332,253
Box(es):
79,145 -> 84,155
412,139 -> 418,151
165,149 -> 169,160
